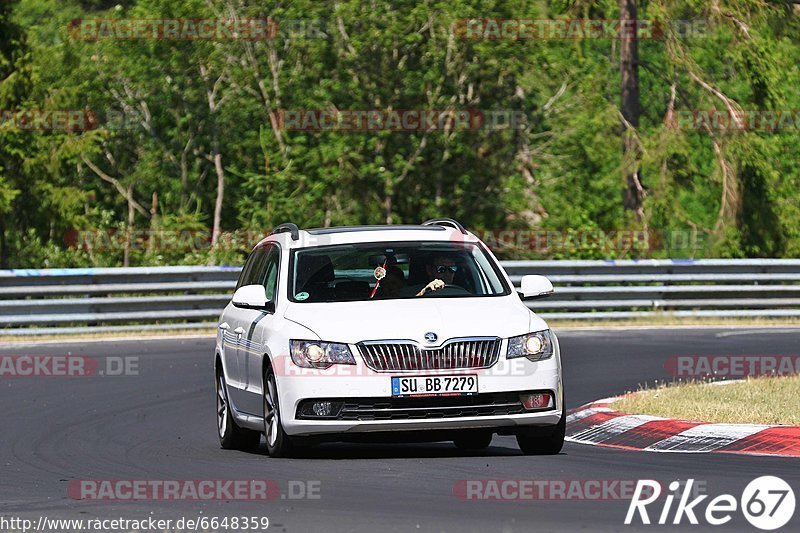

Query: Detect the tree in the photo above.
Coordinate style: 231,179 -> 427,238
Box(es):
0,0 -> 32,267
620,0 -> 645,223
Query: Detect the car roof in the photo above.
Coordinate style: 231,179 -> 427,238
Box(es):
256,224 -> 480,250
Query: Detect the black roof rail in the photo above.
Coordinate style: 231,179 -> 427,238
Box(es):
270,223 -> 300,241
421,218 -> 468,235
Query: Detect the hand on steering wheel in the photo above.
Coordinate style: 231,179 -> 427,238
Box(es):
416,279 -> 445,296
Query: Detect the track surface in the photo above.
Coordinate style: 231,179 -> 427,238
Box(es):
1,328 -> 799,532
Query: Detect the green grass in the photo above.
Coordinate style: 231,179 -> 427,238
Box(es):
614,375 -> 800,425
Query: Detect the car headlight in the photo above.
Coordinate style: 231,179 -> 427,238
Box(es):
507,330 -> 554,361
290,340 -> 356,369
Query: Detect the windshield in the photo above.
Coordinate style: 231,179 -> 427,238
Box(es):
289,241 -> 510,303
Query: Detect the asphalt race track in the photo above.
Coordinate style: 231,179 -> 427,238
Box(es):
1,328 -> 799,532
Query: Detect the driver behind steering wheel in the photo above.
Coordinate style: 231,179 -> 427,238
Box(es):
416,254 -> 459,296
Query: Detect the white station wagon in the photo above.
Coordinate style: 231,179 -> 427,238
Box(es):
214,219 -> 564,457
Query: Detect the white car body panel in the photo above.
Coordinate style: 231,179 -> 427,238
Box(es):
283,296 -> 538,344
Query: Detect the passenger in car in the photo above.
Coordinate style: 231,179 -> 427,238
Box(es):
379,266 -> 406,298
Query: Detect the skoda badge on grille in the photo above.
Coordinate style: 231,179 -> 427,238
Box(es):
424,332 -> 438,344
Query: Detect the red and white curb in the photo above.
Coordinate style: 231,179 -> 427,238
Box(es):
566,397 -> 800,457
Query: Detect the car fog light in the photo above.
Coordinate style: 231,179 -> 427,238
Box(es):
520,392 -> 553,410
313,401 -> 334,416
298,400 -> 344,418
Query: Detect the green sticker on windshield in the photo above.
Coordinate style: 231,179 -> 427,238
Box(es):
295,291 -> 309,301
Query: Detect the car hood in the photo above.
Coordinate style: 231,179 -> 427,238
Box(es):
283,296 -> 542,345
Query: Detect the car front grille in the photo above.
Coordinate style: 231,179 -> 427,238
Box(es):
357,337 -> 501,372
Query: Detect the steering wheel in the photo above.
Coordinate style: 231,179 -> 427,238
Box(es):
421,284 -> 471,296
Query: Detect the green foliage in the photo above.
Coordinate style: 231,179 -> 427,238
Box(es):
0,0 -> 798,267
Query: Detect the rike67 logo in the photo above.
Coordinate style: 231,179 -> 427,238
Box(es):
625,477 -> 795,530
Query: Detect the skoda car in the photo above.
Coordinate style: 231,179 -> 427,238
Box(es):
214,219 -> 564,456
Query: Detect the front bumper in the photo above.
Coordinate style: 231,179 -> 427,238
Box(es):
277,352 -> 562,436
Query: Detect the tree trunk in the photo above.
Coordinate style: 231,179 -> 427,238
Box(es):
0,215 -> 8,269
384,192 -> 393,225
620,0 -> 644,220
180,149 -> 188,210
200,63 -> 227,248
149,192 -> 158,255
211,135 -> 225,247
124,185 -> 135,267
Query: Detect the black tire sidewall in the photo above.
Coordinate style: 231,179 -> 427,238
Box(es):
217,367 -> 258,449
264,369 -> 292,457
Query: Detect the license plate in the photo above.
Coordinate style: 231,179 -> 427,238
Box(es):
391,375 -> 478,397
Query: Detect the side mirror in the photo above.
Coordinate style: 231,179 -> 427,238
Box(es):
518,275 -> 554,300
232,284 -> 271,310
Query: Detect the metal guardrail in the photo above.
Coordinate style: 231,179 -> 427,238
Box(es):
2,260 -> 800,335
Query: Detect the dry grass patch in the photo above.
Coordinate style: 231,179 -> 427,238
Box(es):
614,374 -> 800,426
549,316 -> 800,329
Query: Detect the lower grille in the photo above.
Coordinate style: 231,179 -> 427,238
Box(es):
357,337 -> 501,372
297,392 -> 539,421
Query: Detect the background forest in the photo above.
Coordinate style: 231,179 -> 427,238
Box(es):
1,0 -> 799,267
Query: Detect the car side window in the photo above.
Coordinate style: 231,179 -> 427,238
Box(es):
236,248 -> 267,290
262,246 -> 280,302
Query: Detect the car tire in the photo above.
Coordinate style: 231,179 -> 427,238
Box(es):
453,431 -> 493,450
263,368 -> 295,458
515,397 -> 566,456
216,366 -> 261,451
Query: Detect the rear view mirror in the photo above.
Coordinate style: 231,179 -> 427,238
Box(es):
368,255 -> 387,266
368,253 -> 410,266
518,275 -> 554,300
